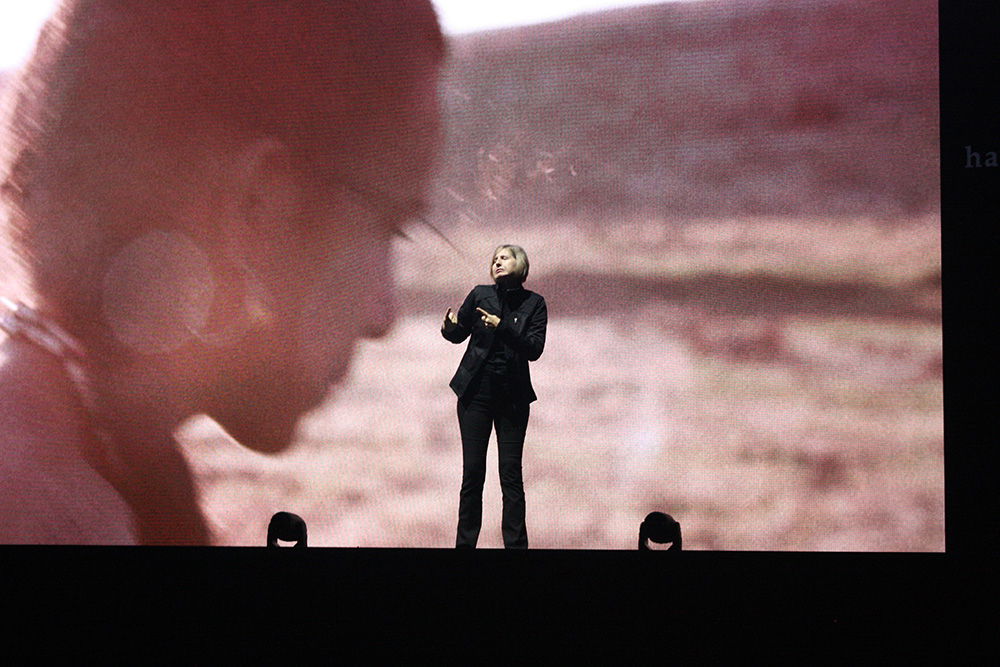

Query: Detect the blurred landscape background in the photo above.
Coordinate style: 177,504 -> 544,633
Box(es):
2,0 -> 941,549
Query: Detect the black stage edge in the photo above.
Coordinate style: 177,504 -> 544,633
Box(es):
0,547 -> 993,659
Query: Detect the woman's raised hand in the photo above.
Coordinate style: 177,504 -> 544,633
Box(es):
442,307 -> 459,332
476,307 -> 500,329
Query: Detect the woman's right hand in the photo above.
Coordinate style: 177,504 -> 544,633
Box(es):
442,307 -> 459,332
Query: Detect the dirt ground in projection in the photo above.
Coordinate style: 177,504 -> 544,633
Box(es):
0,214 -> 943,550
174,216 -> 942,550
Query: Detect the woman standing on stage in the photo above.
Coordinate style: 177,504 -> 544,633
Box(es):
441,245 -> 547,549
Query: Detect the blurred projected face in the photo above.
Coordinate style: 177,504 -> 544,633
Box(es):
492,248 -> 518,281
210,69 -> 441,454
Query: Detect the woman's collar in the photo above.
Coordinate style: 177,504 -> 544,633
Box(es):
494,276 -> 524,292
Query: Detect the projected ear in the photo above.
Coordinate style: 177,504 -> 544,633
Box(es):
221,136 -> 300,285
232,137 -> 299,238
194,137 -> 298,345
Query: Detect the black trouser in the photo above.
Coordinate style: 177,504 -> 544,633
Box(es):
456,371 -> 530,549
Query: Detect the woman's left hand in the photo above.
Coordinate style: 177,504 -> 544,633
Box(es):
476,307 -> 500,329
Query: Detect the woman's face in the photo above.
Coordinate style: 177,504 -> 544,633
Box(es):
492,248 -> 519,281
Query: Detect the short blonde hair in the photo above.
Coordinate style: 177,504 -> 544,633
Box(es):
491,245 -> 529,283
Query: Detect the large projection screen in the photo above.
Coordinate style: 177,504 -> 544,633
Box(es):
0,0 -> 941,550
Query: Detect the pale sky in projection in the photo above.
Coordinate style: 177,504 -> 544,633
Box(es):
0,1 -> 694,69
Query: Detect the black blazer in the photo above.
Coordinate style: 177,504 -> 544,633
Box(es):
442,284 -> 547,402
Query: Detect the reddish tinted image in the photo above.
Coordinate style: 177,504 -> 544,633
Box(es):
1,0 -> 940,549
